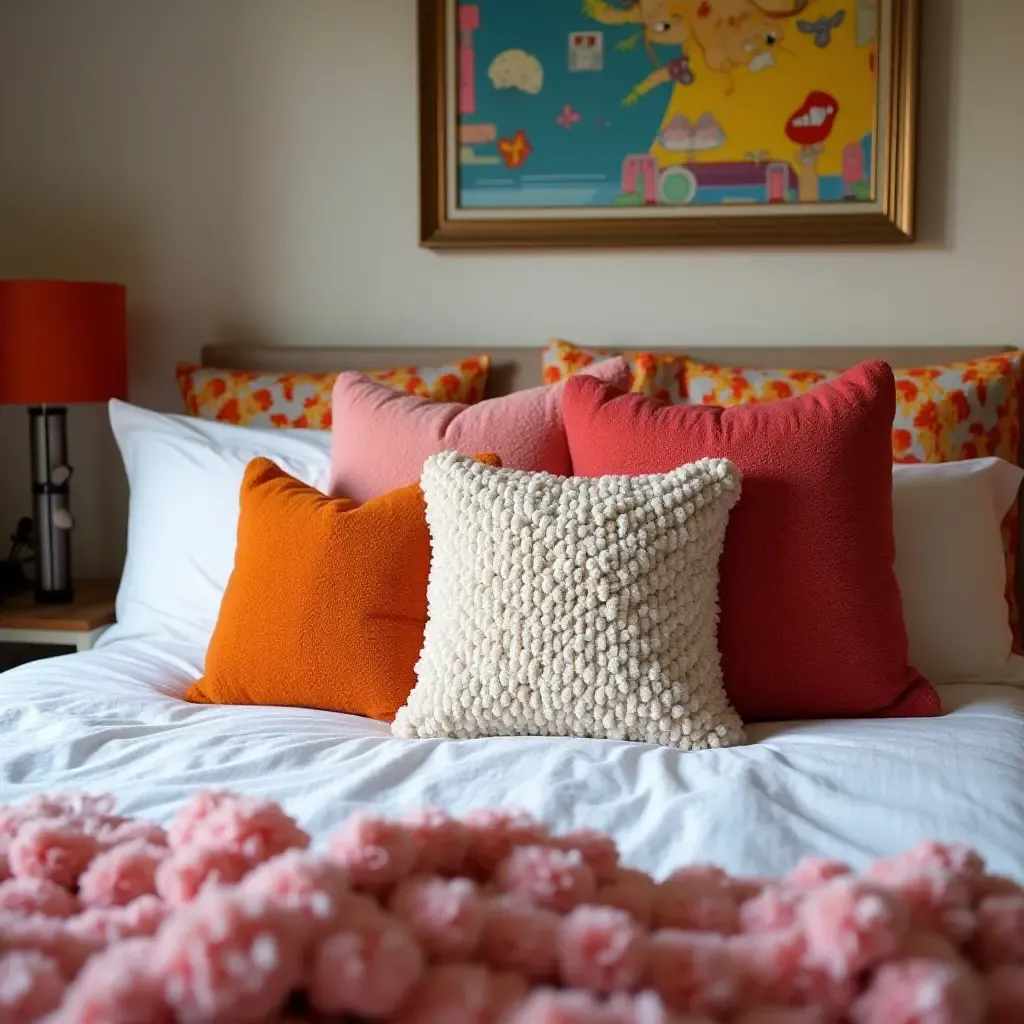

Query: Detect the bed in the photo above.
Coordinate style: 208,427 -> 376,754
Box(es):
1,344 -> 1022,884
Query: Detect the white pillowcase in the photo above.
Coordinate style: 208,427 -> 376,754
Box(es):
107,400 -> 331,649
394,452 -> 745,749
893,457 -> 1024,685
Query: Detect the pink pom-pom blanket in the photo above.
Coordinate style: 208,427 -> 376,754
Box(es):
0,789 -> 1020,1023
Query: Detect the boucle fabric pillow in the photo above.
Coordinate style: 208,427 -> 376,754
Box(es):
392,453 -> 746,750
184,458 -> 434,722
564,363 -> 940,723
187,454 -> 502,722
329,358 -> 630,504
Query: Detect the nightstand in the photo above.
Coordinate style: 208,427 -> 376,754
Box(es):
0,579 -> 118,655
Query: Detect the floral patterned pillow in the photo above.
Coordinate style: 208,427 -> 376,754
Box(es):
176,356 -> 491,429
685,352 -> 1024,645
684,363 -> 834,406
542,339 -> 687,404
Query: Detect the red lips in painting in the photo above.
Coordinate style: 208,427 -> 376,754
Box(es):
785,91 -> 839,146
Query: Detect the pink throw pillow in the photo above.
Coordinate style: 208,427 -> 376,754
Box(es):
330,359 -> 630,502
563,361 -> 941,723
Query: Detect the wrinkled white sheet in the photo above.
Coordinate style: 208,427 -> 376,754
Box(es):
1,634 -> 1022,881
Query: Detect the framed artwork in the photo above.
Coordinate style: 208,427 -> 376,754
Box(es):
419,0 -> 919,248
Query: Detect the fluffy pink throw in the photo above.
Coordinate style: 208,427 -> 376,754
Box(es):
0,790 -> 1020,1023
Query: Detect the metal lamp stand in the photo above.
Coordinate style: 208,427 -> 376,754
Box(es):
28,404 -> 74,603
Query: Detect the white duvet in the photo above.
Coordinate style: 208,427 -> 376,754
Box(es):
1,634 -> 1022,882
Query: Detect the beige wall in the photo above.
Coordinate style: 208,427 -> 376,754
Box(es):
1,0 -> 1022,579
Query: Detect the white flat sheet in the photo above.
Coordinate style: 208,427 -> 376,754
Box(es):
1,634 -> 1022,882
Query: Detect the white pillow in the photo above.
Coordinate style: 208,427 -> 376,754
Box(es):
893,457 -> 1024,685
107,400 -> 331,649
393,452 -> 746,750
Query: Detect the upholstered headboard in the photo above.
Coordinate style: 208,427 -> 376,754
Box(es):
200,343 -> 1008,399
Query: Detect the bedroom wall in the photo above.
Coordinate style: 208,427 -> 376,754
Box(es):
0,0 -> 1022,580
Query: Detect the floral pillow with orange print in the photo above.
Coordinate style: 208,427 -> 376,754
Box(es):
176,356 -> 491,430
684,353 -> 1023,465
685,352 -> 1024,645
684,361 -> 834,406
542,339 -> 687,404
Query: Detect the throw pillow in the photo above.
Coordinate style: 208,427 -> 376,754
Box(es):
542,339 -> 688,403
563,362 -> 941,723
330,358 -> 630,504
392,452 -> 745,750
176,355 -> 491,428
187,454 -> 495,721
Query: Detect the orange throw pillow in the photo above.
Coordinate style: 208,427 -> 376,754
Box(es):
186,455 -> 494,721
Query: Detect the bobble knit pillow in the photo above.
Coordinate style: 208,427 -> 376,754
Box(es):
392,453 -> 746,750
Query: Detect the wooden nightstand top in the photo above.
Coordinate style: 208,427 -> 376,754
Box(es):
0,579 -> 118,633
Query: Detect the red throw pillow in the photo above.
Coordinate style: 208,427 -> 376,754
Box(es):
563,361 -> 941,722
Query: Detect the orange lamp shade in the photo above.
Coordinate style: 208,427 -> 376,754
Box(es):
0,280 -> 128,405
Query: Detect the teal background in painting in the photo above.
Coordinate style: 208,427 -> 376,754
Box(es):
458,1 -> 873,208
461,1 -> 668,207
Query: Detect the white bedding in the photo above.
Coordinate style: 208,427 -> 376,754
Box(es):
1,633 -> 1022,882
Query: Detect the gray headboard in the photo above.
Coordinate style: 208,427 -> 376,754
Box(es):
201,345 -> 545,397
200,343 -> 1010,399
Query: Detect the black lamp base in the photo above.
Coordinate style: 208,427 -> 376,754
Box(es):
28,405 -> 75,605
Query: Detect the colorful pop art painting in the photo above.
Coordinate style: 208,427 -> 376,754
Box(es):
419,0 -> 919,247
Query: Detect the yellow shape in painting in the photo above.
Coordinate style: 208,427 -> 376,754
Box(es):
641,1 -> 874,180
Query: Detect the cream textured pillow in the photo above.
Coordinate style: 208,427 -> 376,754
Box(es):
392,452 -> 746,750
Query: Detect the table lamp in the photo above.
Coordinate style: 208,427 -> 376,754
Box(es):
0,280 -> 128,603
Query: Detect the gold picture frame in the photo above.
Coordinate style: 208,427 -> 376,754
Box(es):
420,0 -> 919,249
